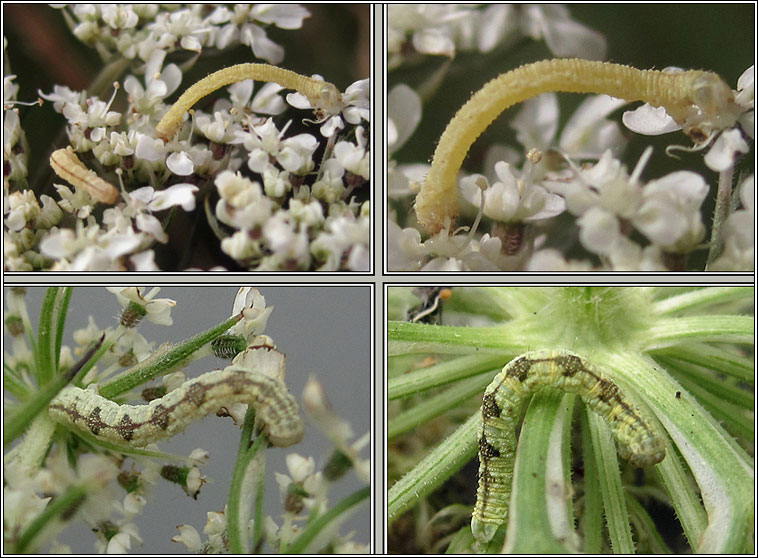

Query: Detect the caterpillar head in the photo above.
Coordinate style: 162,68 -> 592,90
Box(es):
684,72 -> 740,144
311,83 -> 344,114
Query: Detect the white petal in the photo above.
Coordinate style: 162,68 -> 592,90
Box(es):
136,213 -> 168,243
148,183 -> 198,212
166,151 -> 195,176
704,128 -> 749,171
622,105 -> 681,135
388,84 -> 422,152
577,207 -> 620,254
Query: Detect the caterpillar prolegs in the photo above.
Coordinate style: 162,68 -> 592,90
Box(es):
472,350 -> 666,546
48,346 -> 304,448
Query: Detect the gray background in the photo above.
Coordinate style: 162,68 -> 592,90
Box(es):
6,285 -> 372,553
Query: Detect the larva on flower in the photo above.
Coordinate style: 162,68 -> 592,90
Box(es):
472,349 -> 666,546
155,63 -> 343,141
48,362 -> 304,448
415,58 -> 737,234
49,147 -> 120,204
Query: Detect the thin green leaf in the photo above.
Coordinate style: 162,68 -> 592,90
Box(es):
98,313 -> 241,398
389,413 -> 478,523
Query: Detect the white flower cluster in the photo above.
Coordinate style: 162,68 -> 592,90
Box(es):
3,5 -> 370,271
388,6 -> 753,272
59,4 -> 311,64
388,4 -> 607,68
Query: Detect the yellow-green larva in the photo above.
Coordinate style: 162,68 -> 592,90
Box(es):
48,363 -> 304,448
49,147 -> 120,204
155,63 -> 343,141
472,349 -> 666,546
415,58 -> 736,234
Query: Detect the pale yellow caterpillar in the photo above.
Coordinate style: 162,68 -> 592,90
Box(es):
415,58 -> 737,234
49,147 -> 120,204
48,364 -> 304,448
155,63 -> 343,141
472,350 -> 665,546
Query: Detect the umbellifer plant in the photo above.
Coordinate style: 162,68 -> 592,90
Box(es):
4,287 -> 369,553
4,4 -> 369,271
388,286 -> 753,554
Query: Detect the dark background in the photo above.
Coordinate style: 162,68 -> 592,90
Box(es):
391,3 -> 754,167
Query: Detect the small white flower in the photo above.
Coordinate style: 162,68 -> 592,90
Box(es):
462,161 -> 565,224
710,174 -> 754,270
632,171 -> 708,250
387,221 -> 427,271
106,286 -> 177,326
388,84 -> 422,154
172,524 -> 204,552
165,151 -> 195,175
215,170 -> 275,229
229,286 -> 273,340
101,5 -> 138,29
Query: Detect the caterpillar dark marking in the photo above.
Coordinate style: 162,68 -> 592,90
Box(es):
48,354 -> 304,448
472,349 -> 666,546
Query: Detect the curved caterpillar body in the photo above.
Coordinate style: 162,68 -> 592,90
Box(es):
49,147 -> 120,204
471,349 -> 666,546
155,63 -> 343,141
415,58 -> 736,234
48,365 -> 304,448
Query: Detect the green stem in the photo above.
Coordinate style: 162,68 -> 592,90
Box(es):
4,334 -> 110,445
645,315 -> 753,347
653,441 -> 708,549
579,411 -> 604,553
228,408 -> 265,554
389,353 -> 506,399
388,412 -> 478,523
13,485 -> 88,553
585,409 -> 635,553
388,321 -> 524,355
283,486 -> 370,554
389,373 -> 492,439
99,314 -> 241,398
500,391 -> 578,554
705,165 -> 734,269
53,287 -> 73,371
36,287 -> 59,385
653,286 -> 752,315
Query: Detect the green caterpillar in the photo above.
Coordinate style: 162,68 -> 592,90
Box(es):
472,350 -> 666,546
48,346 -> 303,448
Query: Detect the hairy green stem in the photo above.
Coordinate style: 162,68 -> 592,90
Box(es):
98,314 -> 241,398
283,486 -> 370,554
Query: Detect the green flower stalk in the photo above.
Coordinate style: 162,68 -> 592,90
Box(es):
388,286 -> 753,554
